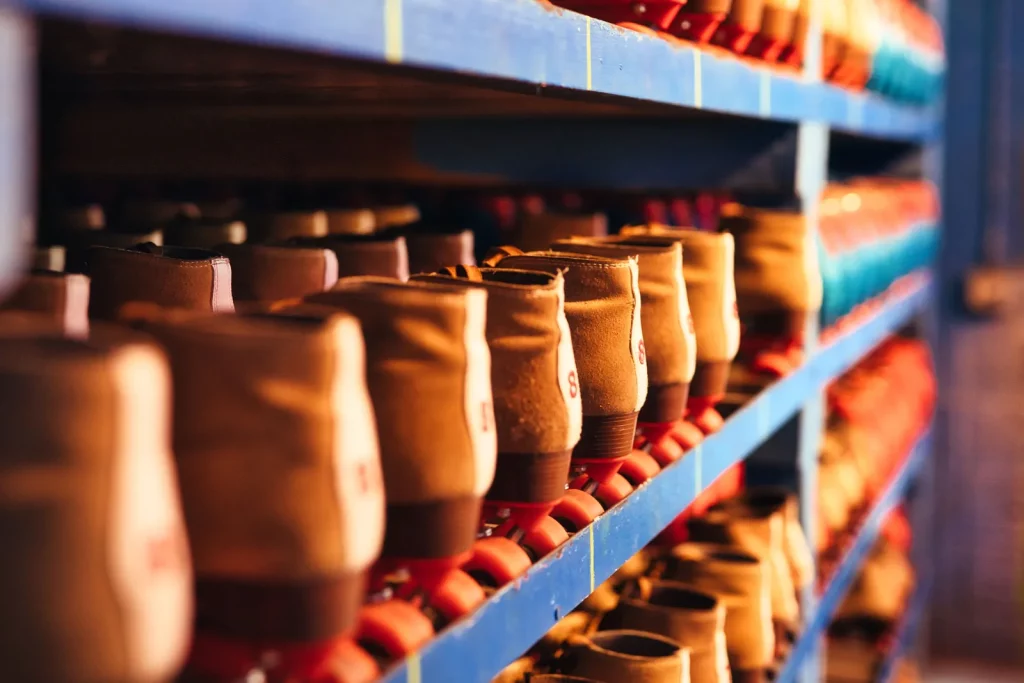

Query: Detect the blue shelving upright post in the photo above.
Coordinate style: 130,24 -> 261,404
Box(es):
793,2 -> 828,683
0,7 -> 32,296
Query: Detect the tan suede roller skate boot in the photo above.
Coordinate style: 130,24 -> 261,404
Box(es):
405,230 -> 476,275
484,247 -> 646,526
414,266 -> 582,586
131,310 -> 385,683
562,630 -> 690,683
1,270 -> 90,338
217,243 -> 338,309
0,328 -> 192,683
307,278 -> 496,661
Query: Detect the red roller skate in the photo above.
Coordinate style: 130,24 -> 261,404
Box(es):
555,0 -> 686,33
673,0 -> 734,43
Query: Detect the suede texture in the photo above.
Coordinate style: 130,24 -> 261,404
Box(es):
726,488 -> 814,592
405,231 -> 476,275
566,630 -> 689,683
721,207 -> 822,318
288,235 -> 409,281
0,331 -> 190,683
688,504 -> 799,626
1,271 -> 90,337
136,312 -> 384,640
552,237 -> 695,398
664,543 -> 774,671
246,211 -> 328,242
514,212 -> 608,252
218,244 -> 336,302
619,228 -> 740,366
87,245 -> 234,320
617,580 -> 729,683
303,278 -> 495,507
413,268 -> 579,456
493,252 -> 645,419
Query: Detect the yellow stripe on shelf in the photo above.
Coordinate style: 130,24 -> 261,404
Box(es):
760,70 -> 771,117
586,17 -> 593,90
694,443 -> 703,496
407,653 -> 421,683
384,0 -> 403,63
693,50 -> 703,108
588,527 -> 596,592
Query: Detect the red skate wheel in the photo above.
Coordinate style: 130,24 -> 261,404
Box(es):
551,488 -> 605,532
463,537 -> 532,589
666,421 -> 704,452
593,472 -> 634,509
316,639 -> 380,683
690,406 -> 725,434
752,350 -> 793,378
619,450 -> 662,485
356,601 -> 434,660
521,515 -> 570,560
428,568 -> 486,624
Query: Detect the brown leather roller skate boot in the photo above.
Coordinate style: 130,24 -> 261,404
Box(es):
514,212 -> 608,252
0,328 -> 192,683
307,278 -> 496,661
615,579 -> 730,683
688,496 -> 801,662
164,217 -> 247,249
413,266 -> 582,586
552,235 -> 702,466
287,234 -> 410,281
405,230 -> 476,275
562,630 -> 690,683
712,0 -> 766,54
618,227 -> 740,436
372,204 -> 420,231
63,228 -> 165,275
661,543 -> 774,683
1,270 -> 90,338
132,310 -> 385,683
246,209 -> 328,242
674,0 -> 734,44
720,205 -> 821,379
87,244 -> 234,320
484,247 -> 646,525
216,243 -> 338,309
747,0 -> 800,62
326,208 -> 376,236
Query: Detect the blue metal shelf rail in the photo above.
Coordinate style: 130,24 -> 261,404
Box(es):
777,429 -> 933,683
5,0 -> 936,141
876,575 -> 934,683
379,277 -> 932,683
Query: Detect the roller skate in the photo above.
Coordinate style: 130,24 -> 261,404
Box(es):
513,211 -> 608,252
286,232 -> 411,281
163,215 -> 247,249
746,0 -> 799,63
86,243 -> 235,320
0,327 -> 192,683
673,0 -> 733,44
616,580 -> 730,683
659,543 -> 775,683
552,235 -> 701,468
830,0 -> 879,90
619,226 -> 741,438
484,248 -> 647,522
308,278 -> 497,658
558,631 -> 690,682
711,0 -> 766,55
131,310 -> 386,683
413,266 -> 583,587
777,0 -> 811,67
216,242 -> 340,307
553,0 -> 685,35
0,269 -> 90,337
401,229 -> 476,276
822,0 -> 849,82
720,204 -> 822,382
246,208 -> 329,242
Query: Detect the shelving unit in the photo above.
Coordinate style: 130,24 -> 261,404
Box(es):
778,430 -> 932,683
0,0 -> 943,681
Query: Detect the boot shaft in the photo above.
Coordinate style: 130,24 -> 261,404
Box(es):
0,330 -> 192,683
1,271 -> 90,338
405,230 -> 476,275
619,227 -> 740,399
163,217 -> 247,249
515,211 -> 608,252
63,227 -> 164,275
325,208 -> 376,235
720,206 -> 822,337
217,244 -> 339,303
552,236 -> 697,423
288,234 -> 410,281
414,267 -> 582,505
565,630 -> 690,683
133,310 -> 384,641
308,278 -> 496,560
87,245 -> 234,320
487,249 -> 646,462
246,210 -> 328,242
